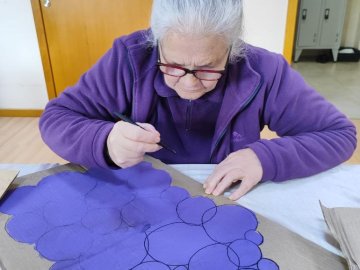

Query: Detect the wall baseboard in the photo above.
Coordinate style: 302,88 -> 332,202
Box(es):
0,109 -> 43,117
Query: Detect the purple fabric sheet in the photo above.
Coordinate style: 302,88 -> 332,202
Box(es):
0,162 -> 279,270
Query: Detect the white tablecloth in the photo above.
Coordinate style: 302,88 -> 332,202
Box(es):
171,164 -> 360,256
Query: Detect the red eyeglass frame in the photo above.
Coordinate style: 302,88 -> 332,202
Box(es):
157,62 -> 226,81
157,43 -> 231,81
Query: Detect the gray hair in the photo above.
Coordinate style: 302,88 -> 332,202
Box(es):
149,0 -> 245,62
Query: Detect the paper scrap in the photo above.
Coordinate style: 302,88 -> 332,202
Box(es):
320,202 -> 360,270
0,170 -> 19,200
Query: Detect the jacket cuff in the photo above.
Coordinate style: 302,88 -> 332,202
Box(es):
247,140 -> 277,182
92,122 -> 116,169
104,144 -> 119,167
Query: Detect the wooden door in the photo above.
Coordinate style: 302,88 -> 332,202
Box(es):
32,0 -> 152,97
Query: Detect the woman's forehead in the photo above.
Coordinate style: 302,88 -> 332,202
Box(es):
161,32 -> 228,64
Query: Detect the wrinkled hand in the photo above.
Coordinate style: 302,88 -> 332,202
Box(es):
203,148 -> 263,200
106,121 -> 162,168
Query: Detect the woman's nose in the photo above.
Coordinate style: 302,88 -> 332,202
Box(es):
181,73 -> 201,88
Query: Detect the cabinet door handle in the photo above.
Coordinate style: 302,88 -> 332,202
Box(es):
302,9 -> 307,20
324,8 -> 330,20
44,0 -> 51,8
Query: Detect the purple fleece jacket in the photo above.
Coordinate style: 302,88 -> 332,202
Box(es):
39,30 -> 357,182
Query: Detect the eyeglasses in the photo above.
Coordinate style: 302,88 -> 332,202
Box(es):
157,63 -> 225,81
157,45 -> 230,81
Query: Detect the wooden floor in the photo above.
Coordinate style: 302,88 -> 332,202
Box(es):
0,117 -> 359,164
0,117 -> 67,164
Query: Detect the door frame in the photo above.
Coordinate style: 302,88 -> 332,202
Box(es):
31,0 -> 299,101
284,0 -> 299,63
31,0 -> 57,101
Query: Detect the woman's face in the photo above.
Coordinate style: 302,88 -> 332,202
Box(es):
159,33 -> 229,100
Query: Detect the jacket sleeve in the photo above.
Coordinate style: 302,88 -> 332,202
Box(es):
248,55 -> 357,182
39,39 -> 133,169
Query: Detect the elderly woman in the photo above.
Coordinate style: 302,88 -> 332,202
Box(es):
40,0 -> 356,200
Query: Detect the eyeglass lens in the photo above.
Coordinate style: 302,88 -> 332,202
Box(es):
158,65 -> 223,81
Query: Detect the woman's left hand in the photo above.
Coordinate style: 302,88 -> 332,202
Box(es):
203,148 -> 263,200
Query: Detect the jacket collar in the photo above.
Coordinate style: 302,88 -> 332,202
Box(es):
127,38 -> 263,158
210,51 -> 263,159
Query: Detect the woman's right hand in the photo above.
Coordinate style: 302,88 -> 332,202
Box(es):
106,121 -> 162,168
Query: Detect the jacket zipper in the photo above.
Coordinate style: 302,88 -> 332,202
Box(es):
209,78 -> 263,163
185,100 -> 192,131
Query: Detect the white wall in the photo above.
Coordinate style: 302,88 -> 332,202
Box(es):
0,0 -> 48,109
341,0 -> 360,49
243,0 -> 289,54
0,0 -> 289,110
